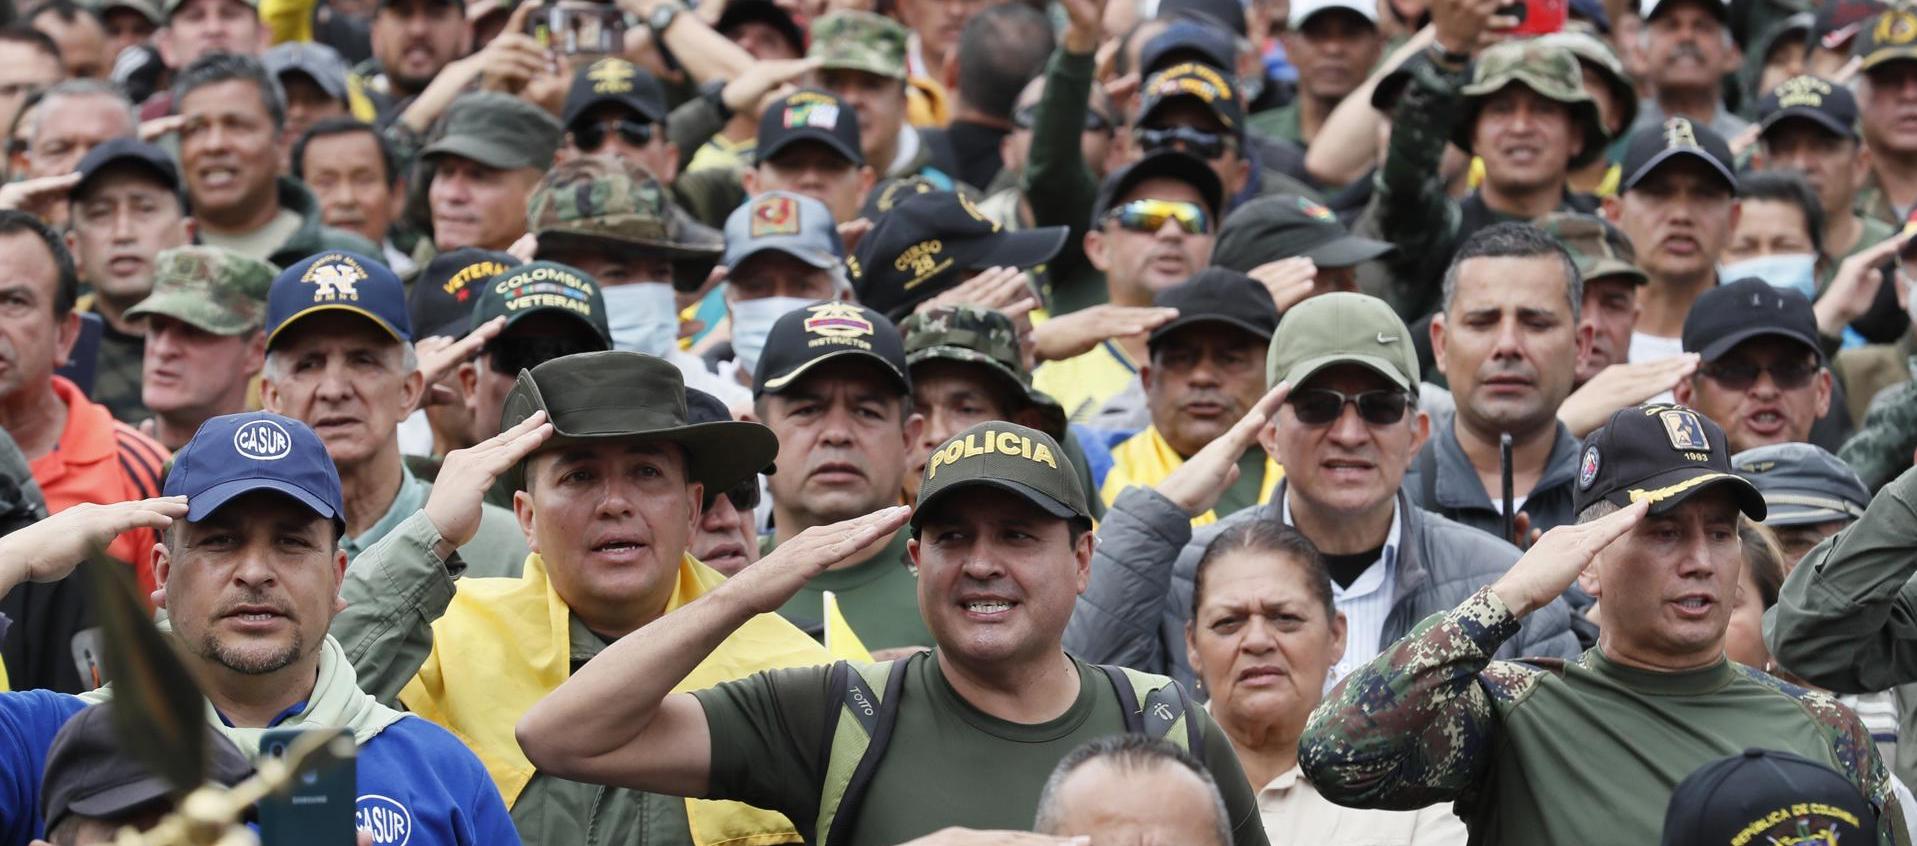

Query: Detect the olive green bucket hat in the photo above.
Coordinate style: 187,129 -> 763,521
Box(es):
1455,40 -> 1611,169
500,350 -> 778,493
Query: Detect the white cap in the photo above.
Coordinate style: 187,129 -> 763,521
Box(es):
1288,0 -> 1376,29
1638,0 -> 1728,22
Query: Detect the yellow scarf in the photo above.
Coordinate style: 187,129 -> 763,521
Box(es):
1100,427 -> 1282,526
399,553 -> 829,846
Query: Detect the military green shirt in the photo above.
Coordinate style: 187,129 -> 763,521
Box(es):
1770,464 -> 1917,694
1302,587 -> 1906,846
771,529 -> 934,650
693,651 -> 1269,846
1212,448 -> 1270,519
1247,102 -> 1303,147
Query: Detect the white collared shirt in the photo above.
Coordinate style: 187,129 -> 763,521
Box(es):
1282,494 -> 1403,692
1257,764 -> 1469,846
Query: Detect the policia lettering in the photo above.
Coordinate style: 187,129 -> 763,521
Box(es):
925,429 -> 1058,479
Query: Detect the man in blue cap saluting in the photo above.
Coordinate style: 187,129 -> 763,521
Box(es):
0,411 -> 518,844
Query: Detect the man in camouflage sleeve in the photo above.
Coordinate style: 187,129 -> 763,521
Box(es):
524,155 -> 743,406
1376,27 -> 1608,316
121,246 -> 274,451
1301,403 -> 1908,846
1837,379 -> 1917,493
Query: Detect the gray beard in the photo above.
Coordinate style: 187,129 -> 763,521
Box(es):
197,631 -> 305,676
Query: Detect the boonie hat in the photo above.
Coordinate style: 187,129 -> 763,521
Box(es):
1732,442 -> 1871,526
165,411 -> 346,526
526,156 -> 724,291
808,11 -> 907,79
1455,40 -> 1608,168
265,251 -> 411,349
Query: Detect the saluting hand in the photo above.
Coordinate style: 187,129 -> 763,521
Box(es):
1157,383 -> 1288,518
726,506 -> 911,615
1490,500 -> 1648,619
424,411 -> 553,557
0,496 -> 187,592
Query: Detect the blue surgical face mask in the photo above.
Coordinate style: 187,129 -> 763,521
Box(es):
730,295 -> 814,376
1721,252 -> 1819,300
601,282 -> 679,357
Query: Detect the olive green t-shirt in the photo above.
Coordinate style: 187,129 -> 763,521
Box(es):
693,651 -> 1269,846
772,529 -> 934,650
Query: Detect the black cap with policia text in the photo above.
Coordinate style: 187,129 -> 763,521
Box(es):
913,421 -> 1091,529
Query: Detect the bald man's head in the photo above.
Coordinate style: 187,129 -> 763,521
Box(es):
1033,736 -> 1231,846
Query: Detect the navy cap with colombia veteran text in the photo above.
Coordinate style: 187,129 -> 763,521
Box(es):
913,421 -> 1091,529
265,251 -> 411,349
754,300 -> 910,398
1573,403 -> 1766,519
164,410 -> 346,527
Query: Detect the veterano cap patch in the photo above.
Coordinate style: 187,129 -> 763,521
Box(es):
912,421 -> 1090,529
1573,403 -> 1765,519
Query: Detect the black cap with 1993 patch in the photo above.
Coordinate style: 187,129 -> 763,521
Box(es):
1574,403 -> 1766,519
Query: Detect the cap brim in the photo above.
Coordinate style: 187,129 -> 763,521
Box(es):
1301,233 -> 1394,267
123,294 -> 253,335
1696,325 -> 1823,363
267,304 -> 408,348
757,348 -> 910,396
186,477 -> 340,524
1762,497 -> 1863,526
1624,147 -> 1736,194
1603,467 -> 1766,519
906,348 -> 1069,440
1759,109 -> 1855,141
757,131 -> 863,168
1584,258 -> 1649,285
499,306 -> 610,348
64,776 -> 177,824
1862,48 -> 1917,72
963,226 -> 1068,271
911,477 -> 1081,528
1149,314 -> 1273,346
532,420 -> 778,494
563,93 -> 669,129
1282,351 -> 1412,391
421,135 -> 531,171
725,242 -> 841,272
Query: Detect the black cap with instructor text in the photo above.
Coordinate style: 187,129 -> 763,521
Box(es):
1573,403 -> 1766,519
754,300 -> 911,397
1620,117 -> 1736,194
913,421 -> 1091,529
1659,749 -> 1875,846
1681,277 -> 1823,363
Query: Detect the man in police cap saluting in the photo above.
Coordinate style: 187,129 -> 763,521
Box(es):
517,419 -> 1269,845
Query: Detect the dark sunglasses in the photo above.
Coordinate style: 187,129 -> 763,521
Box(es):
1134,126 -> 1232,160
1013,104 -> 1114,133
719,477 -> 761,511
570,118 -> 654,152
1699,359 -> 1819,391
487,336 -> 601,375
1287,389 -> 1413,427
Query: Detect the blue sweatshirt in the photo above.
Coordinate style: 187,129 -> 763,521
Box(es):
0,691 -> 519,846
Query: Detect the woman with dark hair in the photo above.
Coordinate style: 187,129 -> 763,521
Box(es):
1185,520 -> 1466,844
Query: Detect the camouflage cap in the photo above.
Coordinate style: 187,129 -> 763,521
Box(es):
1536,211 -> 1647,285
809,11 -> 908,79
1536,31 -> 1638,138
1455,40 -> 1610,168
123,246 -> 275,335
901,306 -> 1067,439
526,156 -> 723,291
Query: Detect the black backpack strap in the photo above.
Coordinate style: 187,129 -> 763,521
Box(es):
1141,677 -> 1202,750
1099,664 -> 1145,733
1417,438 -> 1441,515
822,653 -> 913,846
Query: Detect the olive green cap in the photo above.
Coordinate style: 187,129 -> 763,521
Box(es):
1266,292 -> 1418,390
913,421 -> 1089,529
1537,211 -> 1648,285
1456,40 -> 1610,169
123,246 -> 276,335
808,11 -> 908,79
527,156 -> 723,291
499,350 -> 778,493
901,306 -> 1067,439
421,92 -> 563,172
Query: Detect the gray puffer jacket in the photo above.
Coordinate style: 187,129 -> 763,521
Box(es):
1065,481 -> 1582,690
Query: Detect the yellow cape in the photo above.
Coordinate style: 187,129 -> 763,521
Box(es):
1101,427 -> 1282,526
400,552 -> 830,846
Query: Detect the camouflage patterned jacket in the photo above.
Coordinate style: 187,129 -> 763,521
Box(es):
1840,372 -> 1917,494
1302,587 -> 1908,845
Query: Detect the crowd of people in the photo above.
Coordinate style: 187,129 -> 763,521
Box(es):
0,0 -> 1912,840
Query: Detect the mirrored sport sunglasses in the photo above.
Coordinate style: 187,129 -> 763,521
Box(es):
1102,199 -> 1210,235
1286,388 -> 1413,426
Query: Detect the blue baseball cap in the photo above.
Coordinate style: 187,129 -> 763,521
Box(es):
265,251 -> 413,349
163,412 -> 345,527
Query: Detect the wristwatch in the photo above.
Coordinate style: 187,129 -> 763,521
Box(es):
647,0 -> 685,33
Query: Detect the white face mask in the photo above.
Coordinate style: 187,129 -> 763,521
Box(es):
730,295 -> 815,376
1721,253 -> 1819,301
601,282 -> 679,357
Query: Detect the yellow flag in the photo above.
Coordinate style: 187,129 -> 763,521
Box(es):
0,656 -> 10,692
823,591 -> 873,663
